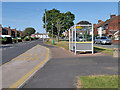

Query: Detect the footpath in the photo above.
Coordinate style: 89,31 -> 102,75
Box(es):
1,44 -> 50,88
23,44 -> 118,88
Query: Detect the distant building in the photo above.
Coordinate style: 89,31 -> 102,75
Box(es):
0,25 -> 23,38
31,33 -> 49,39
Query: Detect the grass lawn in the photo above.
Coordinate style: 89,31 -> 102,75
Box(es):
44,38 -> 113,55
44,38 -> 69,50
94,46 -> 113,55
77,75 -> 118,88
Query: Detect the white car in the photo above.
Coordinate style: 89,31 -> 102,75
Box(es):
95,36 -> 111,45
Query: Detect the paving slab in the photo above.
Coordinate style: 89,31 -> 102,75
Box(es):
1,44 -> 50,88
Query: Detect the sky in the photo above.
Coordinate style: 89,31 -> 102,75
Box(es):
2,2 -> 119,33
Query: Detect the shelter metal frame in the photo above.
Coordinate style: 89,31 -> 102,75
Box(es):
69,24 -> 94,55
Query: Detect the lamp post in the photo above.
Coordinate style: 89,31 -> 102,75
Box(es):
52,23 -> 53,40
52,23 -> 54,45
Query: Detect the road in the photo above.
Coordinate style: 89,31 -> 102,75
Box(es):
1,39 -> 43,64
94,44 -> 118,49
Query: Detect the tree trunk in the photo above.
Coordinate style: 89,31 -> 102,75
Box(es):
56,34 -> 59,42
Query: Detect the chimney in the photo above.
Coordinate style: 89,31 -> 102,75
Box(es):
93,24 -> 96,27
110,15 -> 116,19
98,20 -> 102,23
15,28 -> 16,31
8,26 -> 10,29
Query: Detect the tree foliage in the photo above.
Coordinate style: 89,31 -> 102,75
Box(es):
23,27 -> 36,36
42,8 -> 75,37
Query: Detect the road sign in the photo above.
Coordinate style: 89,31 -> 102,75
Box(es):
73,26 -> 82,29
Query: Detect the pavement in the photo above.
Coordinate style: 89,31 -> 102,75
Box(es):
22,44 -> 118,88
1,44 -> 50,88
1,39 -> 43,64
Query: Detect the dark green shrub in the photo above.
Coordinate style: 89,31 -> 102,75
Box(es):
24,38 -> 29,41
18,39 -> 22,42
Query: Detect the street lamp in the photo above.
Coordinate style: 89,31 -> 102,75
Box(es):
52,23 -> 54,40
52,23 -> 54,45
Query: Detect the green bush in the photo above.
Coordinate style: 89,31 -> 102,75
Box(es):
1,37 -> 7,44
46,39 -> 49,42
34,37 -> 37,40
2,37 -> 7,42
20,36 -> 24,39
18,39 -> 22,42
24,38 -> 29,41
112,37 -> 115,40
12,38 -> 17,43
1,37 -> 12,44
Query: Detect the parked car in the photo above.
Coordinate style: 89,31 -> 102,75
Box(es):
95,36 -> 111,45
77,36 -> 86,41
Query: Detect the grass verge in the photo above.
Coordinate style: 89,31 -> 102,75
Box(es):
77,75 -> 118,88
94,46 -> 113,55
44,38 -> 69,50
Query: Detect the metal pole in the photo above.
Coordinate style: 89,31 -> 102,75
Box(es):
72,26 -> 73,51
75,25 -> 77,55
45,9 -> 47,39
42,28 -> 44,43
69,29 -> 70,50
92,24 -> 94,54
52,23 -> 53,44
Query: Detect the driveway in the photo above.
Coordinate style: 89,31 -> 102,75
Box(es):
23,44 -> 118,88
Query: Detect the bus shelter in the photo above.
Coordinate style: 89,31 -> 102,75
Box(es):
69,23 -> 94,55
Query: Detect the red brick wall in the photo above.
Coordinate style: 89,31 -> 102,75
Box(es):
8,26 -> 11,36
108,16 -> 119,30
12,28 -> 17,37
111,40 -> 120,44
93,21 -> 104,35
19,31 -> 23,37
93,24 -> 98,35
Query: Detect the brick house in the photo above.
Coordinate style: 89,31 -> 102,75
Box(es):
0,25 -> 23,38
93,20 -> 104,36
94,15 -> 120,38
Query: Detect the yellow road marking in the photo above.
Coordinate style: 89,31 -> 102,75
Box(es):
9,45 -> 49,88
2,45 -> 40,65
70,42 -> 92,43
94,46 -> 113,50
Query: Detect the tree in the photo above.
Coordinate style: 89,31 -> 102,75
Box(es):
23,27 -> 36,36
55,19 -> 64,41
42,8 -> 75,41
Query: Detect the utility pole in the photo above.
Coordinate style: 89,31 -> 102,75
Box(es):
52,23 -> 54,41
45,9 -> 47,39
43,28 -> 44,43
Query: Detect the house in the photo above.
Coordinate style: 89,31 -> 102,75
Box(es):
94,15 -> 120,38
93,20 -> 104,36
0,25 -> 23,38
31,33 -> 49,39
62,31 -> 69,39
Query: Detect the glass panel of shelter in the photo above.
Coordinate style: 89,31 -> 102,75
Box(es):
76,26 -> 92,42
